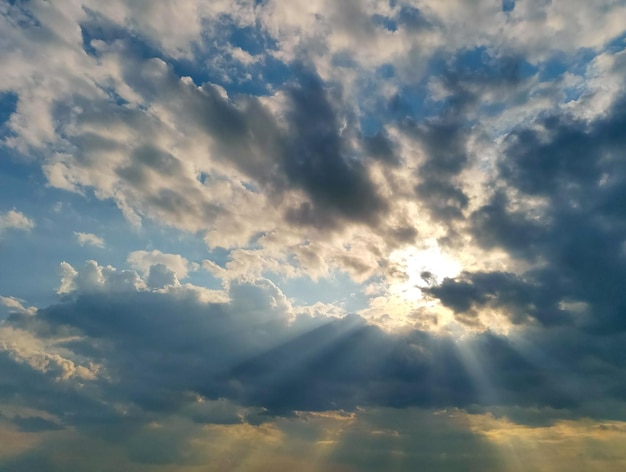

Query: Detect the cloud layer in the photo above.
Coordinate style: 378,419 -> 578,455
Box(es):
1,0 -> 626,470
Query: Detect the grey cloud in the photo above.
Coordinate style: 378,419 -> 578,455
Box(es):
4,277 -> 626,434
71,42 -> 388,234
146,264 -> 178,289
361,130 -> 399,166
404,117 -> 470,227
427,270 -> 570,326
114,42 -> 388,228
281,72 -> 388,228
327,409 -> 499,472
429,89 -> 626,332
404,50 -> 538,226
394,5 -> 434,32
11,415 -> 64,433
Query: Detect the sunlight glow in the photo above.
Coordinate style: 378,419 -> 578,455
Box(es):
389,240 -> 463,303
359,240 -> 465,331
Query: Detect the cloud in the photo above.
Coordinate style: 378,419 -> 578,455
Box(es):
3,259 -> 626,434
281,71 -> 388,229
2,1 -> 626,468
57,260 -> 145,295
0,296 -> 36,316
0,210 -> 34,238
11,416 -> 64,433
127,250 -> 195,281
73,232 -> 105,248
427,88 -> 626,333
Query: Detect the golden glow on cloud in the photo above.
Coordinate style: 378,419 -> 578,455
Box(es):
466,413 -> 626,472
1,407 -> 626,471
358,239 -> 464,331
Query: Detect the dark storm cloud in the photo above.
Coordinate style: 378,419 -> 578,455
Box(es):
429,91 -> 626,332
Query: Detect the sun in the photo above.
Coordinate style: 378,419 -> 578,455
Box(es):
388,239 -> 463,303
358,239 -> 465,331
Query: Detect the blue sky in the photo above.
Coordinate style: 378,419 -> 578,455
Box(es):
2,1 -> 626,470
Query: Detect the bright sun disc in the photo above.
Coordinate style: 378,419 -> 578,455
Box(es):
389,240 -> 462,303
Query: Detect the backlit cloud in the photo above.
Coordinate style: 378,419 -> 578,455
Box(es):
1,0 -> 626,470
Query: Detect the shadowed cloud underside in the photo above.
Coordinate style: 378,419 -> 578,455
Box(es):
1,0 -> 626,470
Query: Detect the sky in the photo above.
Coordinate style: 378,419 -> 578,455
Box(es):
1,0 -> 626,470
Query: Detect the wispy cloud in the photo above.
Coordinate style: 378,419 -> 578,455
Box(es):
0,210 -> 34,238
73,232 -> 105,248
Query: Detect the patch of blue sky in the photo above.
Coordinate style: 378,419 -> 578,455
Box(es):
191,19 -> 293,96
5,0 -> 41,28
80,8 -> 163,59
0,95 -> 19,151
354,64 -> 399,136
331,51 -> 358,69
538,56 -> 569,82
537,48 -> 596,82
561,86 -> 586,104
0,152 -> 227,308
451,46 -> 537,81
377,63 -> 395,80
228,23 -> 278,56
394,4 -> 432,31
502,0 -> 516,13
371,14 -> 398,33
0,158 -> 114,307
357,61 -> 440,137
0,91 -> 18,127
359,47 -> 541,141
174,52 -> 293,97
604,30 -> 626,54
359,116 -> 384,138
81,10 -> 293,98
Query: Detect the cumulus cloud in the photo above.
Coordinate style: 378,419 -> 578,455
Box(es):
427,88 -> 626,333
127,250 -> 196,281
2,0 -> 626,469
73,232 -> 104,248
57,260 -> 145,295
0,210 -> 34,238
4,260 -> 626,431
1,262 -> 626,469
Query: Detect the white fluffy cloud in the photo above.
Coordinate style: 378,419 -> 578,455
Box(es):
0,296 -> 36,316
73,231 -> 105,248
57,260 -> 145,294
127,250 -> 195,279
0,210 -> 34,238
0,0 -> 624,342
